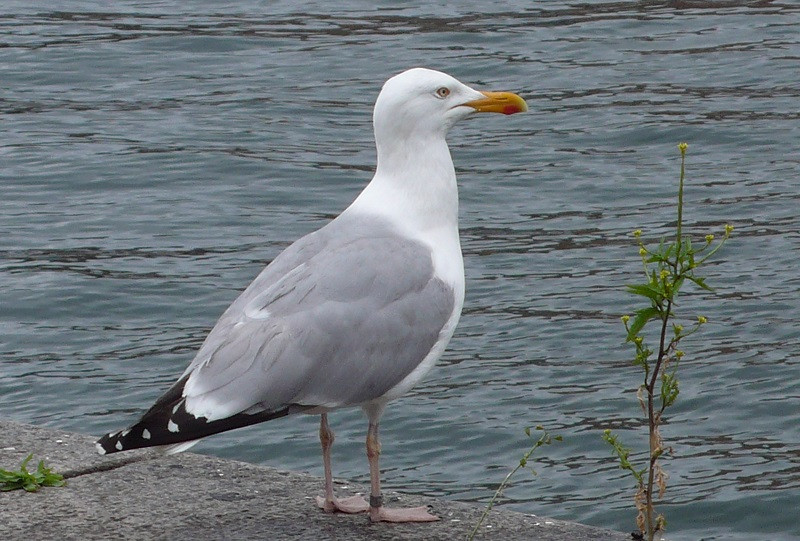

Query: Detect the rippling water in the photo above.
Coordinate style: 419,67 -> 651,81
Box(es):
2,2 -> 799,539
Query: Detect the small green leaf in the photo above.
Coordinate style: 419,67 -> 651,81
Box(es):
688,275 -> 715,292
626,283 -> 664,303
627,307 -> 661,340
0,454 -> 65,492
679,236 -> 693,259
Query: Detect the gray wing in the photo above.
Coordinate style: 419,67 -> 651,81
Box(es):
180,216 -> 456,422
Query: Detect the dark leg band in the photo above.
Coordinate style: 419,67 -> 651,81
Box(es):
369,494 -> 383,508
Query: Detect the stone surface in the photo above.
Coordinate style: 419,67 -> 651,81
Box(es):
0,419 -> 630,540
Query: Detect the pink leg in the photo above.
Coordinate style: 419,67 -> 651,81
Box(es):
366,421 -> 438,523
315,413 -> 369,514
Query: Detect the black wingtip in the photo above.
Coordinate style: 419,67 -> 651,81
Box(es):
96,399 -> 298,455
96,425 -> 156,455
96,374 -> 311,454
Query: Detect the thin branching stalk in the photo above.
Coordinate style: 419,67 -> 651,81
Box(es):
605,143 -> 731,541
469,427 -> 560,540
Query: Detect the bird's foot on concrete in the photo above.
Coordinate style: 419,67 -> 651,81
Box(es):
370,505 -> 439,523
316,494 -> 370,514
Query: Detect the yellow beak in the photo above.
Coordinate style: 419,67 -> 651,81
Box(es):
464,91 -> 528,115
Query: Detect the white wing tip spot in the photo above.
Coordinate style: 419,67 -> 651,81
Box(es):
115,440 -> 123,451
142,428 -> 151,440
168,420 -> 179,433
95,442 -> 107,455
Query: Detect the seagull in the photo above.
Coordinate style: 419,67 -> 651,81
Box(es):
96,67 -> 527,523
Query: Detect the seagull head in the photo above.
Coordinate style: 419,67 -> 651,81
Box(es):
372,67 -> 528,144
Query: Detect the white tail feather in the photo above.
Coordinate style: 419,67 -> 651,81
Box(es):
165,439 -> 200,455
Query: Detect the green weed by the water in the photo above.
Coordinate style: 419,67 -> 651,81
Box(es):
469,426 -> 561,540
604,143 -> 731,541
0,453 -> 66,492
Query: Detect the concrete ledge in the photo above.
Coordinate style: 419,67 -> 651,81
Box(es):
0,419 -> 629,540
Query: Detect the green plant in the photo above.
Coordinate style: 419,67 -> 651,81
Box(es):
469,426 -> 561,540
603,143 -> 732,540
0,453 -> 66,492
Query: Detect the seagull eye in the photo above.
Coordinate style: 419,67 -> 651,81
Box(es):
435,87 -> 450,98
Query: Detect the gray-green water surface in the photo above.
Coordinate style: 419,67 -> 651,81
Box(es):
2,2 -> 799,539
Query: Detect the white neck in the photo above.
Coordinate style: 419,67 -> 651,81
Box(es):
346,134 -> 459,235
340,132 -> 464,292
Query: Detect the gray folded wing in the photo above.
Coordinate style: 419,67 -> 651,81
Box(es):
180,215 -> 456,422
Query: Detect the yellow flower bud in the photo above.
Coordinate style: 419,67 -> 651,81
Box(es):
633,229 -> 642,238
639,247 -> 647,257
678,142 -> 688,155
698,316 -> 707,324
725,224 -> 734,235
705,234 -> 714,243
622,315 -> 630,323
660,269 -> 670,280
676,350 -> 685,359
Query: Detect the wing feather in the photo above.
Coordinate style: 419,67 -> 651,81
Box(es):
182,216 -> 455,421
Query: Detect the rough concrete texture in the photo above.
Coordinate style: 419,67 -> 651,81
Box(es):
1,419 -> 631,540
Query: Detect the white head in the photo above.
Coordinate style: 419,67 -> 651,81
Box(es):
347,67 -> 526,236
373,67 -> 527,146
